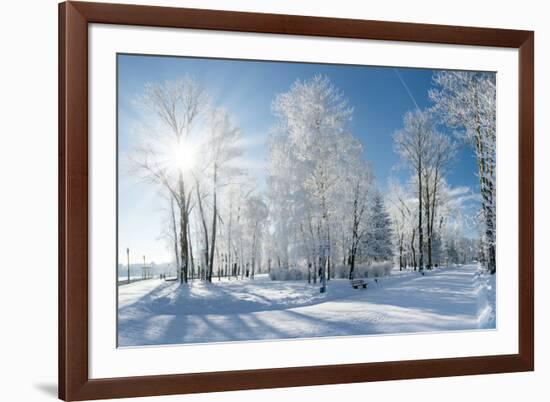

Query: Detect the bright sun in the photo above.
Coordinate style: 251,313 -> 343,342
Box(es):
170,140 -> 197,173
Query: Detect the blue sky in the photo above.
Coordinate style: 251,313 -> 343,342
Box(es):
118,54 -> 482,264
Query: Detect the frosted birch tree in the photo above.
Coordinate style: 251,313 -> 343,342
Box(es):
341,158 -> 374,279
387,181 -> 412,270
429,71 -> 496,274
421,131 -> 457,269
393,110 -> 435,272
269,75 -> 355,286
243,195 -> 269,278
193,107 -> 243,282
131,76 -> 209,283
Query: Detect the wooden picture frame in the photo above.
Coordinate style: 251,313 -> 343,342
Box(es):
59,1 -> 534,400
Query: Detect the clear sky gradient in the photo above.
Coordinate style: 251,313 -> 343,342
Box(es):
118,54 -> 482,265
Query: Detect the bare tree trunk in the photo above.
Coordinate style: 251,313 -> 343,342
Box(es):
424,180 -> 432,270
411,228 -> 417,271
179,206 -> 188,283
349,194 -> 359,280
348,252 -> 356,280
313,258 -> 318,284
208,166 -> 218,283
399,233 -> 404,271
216,245 -> 221,281
418,157 -> 424,272
251,222 -> 258,279
223,254 -> 227,277
307,214 -> 317,284
429,168 -> 440,271
227,199 -> 233,280
195,181 -> 210,281
170,196 -> 180,272
327,227 -> 331,281
342,224 -> 347,266
187,226 -> 194,280
473,93 -> 496,274
178,174 -> 189,283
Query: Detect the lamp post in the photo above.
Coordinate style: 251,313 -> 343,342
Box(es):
143,255 -> 146,279
126,248 -> 130,284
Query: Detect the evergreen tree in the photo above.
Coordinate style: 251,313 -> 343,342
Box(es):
364,192 -> 394,262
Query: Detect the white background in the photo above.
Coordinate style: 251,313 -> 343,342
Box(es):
0,0 -> 546,401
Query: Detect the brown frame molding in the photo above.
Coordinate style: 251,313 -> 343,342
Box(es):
59,1 -> 534,400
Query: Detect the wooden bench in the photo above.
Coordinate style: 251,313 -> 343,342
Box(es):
351,279 -> 368,289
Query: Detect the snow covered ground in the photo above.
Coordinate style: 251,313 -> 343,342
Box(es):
118,264 -> 496,347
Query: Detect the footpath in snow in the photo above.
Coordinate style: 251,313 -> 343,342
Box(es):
118,264 -> 495,347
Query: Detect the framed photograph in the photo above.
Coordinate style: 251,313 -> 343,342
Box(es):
59,1 -> 534,400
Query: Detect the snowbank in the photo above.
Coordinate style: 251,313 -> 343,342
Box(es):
475,266 -> 497,328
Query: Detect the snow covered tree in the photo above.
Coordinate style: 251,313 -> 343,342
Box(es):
363,191 -> 393,263
157,191 -> 181,275
393,109 -> 435,271
193,107 -> 242,282
131,76 -> 209,283
421,131 -> 456,269
217,180 -> 253,280
387,180 -> 414,270
393,109 -> 457,271
266,129 -> 297,271
243,195 -> 269,278
269,74 -> 357,285
217,177 -> 256,279
432,181 -> 480,267
166,194 -> 180,271
342,158 -> 374,279
429,71 -> 496,274
129,76 -> 253,284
